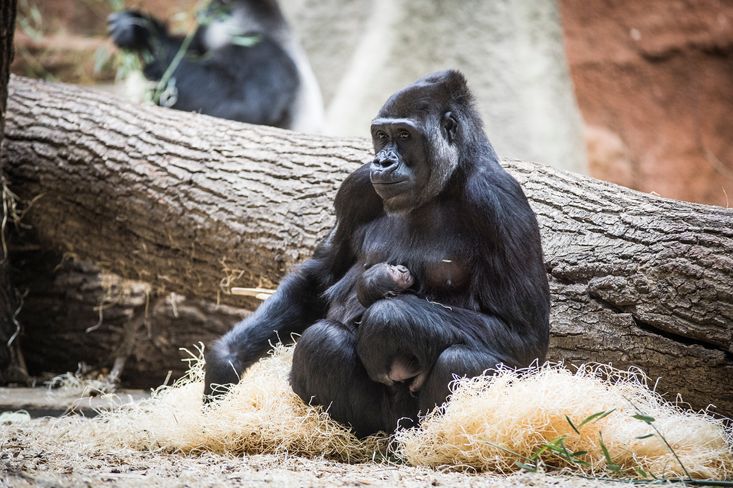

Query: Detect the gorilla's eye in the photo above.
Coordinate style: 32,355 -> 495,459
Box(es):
376,130 -> 388,142
398,130 -> 410,140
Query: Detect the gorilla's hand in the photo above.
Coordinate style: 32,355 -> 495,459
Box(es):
108,10 -> 164,51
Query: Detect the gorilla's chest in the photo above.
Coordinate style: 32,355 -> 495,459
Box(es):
358,214 -> 472,295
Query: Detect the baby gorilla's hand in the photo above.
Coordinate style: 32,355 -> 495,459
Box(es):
356,263 -> 415,307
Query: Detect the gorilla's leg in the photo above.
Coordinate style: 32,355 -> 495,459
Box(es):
290,320 -> 410,437
416,345 -> 500,413
356,295 -> 461,387
357,295 -> 514,412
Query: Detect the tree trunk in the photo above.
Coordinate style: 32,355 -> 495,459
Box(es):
3,76 -> 732,415
11,245 -> 247,387
0,0 -> 28,384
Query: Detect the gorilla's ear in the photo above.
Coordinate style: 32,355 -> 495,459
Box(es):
442,112 -> 458,144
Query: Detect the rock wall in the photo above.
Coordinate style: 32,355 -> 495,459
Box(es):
561,0 -> 733,206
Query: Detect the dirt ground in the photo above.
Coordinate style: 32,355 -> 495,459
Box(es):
1,418 -> 631,488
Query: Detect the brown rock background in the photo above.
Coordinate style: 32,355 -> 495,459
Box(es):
561,0 -> 733,207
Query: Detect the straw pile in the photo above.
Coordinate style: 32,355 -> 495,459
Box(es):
79,344 -> 385,463
394,364 -> 733,479
4,346 -> 731,481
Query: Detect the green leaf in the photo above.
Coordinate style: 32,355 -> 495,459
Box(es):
514,461 -> 537,472
633,466 -> 650,479
230,35 -> 261,47
565,415 -> 580,435
543,436 -> 570,458
599,433 -> 621,472
530,443 -> 550,461
635,433 -> 654,440
579,409 -> 616,428
631,414 -> 655,424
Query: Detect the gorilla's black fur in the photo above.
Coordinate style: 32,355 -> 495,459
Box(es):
205,70 -> 550,436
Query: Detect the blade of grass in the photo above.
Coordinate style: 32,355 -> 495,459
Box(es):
599,433 -> 621,473
579,409 -> 616,428
624,397 -> 691,480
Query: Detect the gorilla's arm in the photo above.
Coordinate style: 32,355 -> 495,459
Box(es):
204,164 -> 381,397
204,252 -> 330,397
464,163 -> 551,348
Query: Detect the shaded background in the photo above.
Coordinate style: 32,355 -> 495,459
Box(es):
12,0 -> 733,207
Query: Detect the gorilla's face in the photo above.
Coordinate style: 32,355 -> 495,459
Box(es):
369,71 -> 465,214
370,111 -> 459,214
369,117 -> 430,213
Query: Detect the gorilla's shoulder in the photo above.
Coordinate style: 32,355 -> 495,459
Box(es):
334,163 -> 384,230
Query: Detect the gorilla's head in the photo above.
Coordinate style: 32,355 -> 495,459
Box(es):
369,70 -> 484,214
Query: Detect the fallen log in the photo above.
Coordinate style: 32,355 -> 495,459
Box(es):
3,76 -> 732,415
11,247 -> 247,386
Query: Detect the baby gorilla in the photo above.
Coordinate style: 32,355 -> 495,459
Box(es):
356,264 -> 424,392
356,263 -> 414,307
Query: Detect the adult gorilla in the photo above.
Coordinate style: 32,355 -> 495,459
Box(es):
205,70 -> 550,436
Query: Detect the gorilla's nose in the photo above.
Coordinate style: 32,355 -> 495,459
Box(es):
372,156 -> 398,170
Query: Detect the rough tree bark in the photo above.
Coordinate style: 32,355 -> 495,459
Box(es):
3,76 -> 732,415
10,247 -> 247,386
0,0 -> 28,384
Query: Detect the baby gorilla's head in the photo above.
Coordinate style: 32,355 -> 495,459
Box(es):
356,263 -> 414,307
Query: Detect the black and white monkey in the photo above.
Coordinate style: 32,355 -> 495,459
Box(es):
108,0 -> 323,132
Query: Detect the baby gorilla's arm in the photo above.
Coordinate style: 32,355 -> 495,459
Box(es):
356,263 -> 414,307
357,264 -> 422,392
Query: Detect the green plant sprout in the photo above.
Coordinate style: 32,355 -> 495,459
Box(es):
510,406 -> 733,487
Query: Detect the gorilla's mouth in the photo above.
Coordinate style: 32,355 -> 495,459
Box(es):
372,179 -> 407,186
372,178 -> 409,198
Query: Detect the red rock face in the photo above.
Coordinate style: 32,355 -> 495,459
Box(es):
27,0 -> 196,36
561,0 -> 733,207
